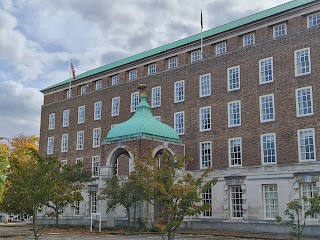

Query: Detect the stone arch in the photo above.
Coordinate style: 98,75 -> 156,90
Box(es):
152,145 -> 175,158
106,145 -> 135,176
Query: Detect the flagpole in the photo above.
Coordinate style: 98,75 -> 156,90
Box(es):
200,9 -> 203,60
68,59 -> 72,99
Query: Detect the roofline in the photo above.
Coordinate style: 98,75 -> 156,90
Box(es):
41,0 -> 317,93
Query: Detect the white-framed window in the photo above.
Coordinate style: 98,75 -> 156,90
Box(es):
259,94 -> 275,123
200,141 -> 212,169
191,49 -> 201,62
154,116 -> 161,122
263,185 -> 278,219
114,158 -> 118,176
95,80 -> 102,90
129,69 -> 137,81
297,128 -> 316,161
308,12 -> 320,28
229,137 -> 242,167
76,158 -> 83,164
80,84 -> 87,94
60,159 -> 67,167
174,80 -> 184,103
61,134 -> 68,153
92,128 -> 101,148
63,109 -> 70,127
215,42 -> 226,55
294,48 -> 311,77
259,57 -> 273,84
94,101 -> 102,120
273,23 -> 286,38
49,113 -> 55,130
67,89 -> 72,99
243,33 -> 255,47
199,73 -> 211,97
148,64 -> 156,75
152,86 -> 161,108
230,186 -> 243,218
199,106 -> 211,131
295,86 -> 313,117
168,57 -> 177,69
131,92 -> 139,112
261,133 -> 276,164
202,188 -> 212,217
78,106 -> 85,124
76,131 -> 84,150
92,156 -> 100,177
228,100 -> 241,127
112,75 -> 119,85
301,183 -> 318,219
91,192 -> 97,213
228,66 -> 240,91
174,111 -> 184,135
112,97 -> 120,116
47,137 -> 54,155
73,201 -> 80,216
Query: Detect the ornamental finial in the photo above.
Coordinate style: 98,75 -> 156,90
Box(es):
138,84 -> 147,98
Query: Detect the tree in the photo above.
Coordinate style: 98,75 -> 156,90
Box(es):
100,175 -> 143,228
44,161 -> 92,226
130,151 -> 217,240
0,143 -> 9,203
276,194 -> 320,240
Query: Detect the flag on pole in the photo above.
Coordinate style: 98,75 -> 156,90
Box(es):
201,10 -> 203,30
71,62 -> 76,79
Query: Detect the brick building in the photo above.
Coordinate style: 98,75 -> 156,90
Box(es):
40,0 -> 320,234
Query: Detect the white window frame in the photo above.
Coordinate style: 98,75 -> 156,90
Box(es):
67,89 -> 72,99
294,47 -> 311,77
259,57 -> 273,85
174,111 -> 185,135
154,116 -> 161,121
215,42 -> 226,55
227,66 -> 240,91
191,49 -> 201,62
47,137 -> 54,155
295,86 -> 313,117
273,23 -> 286,38
91,192 -> 97,213
60,160 -> 67,167
259,94 -> 275,123
76,158 -> 83,164
263,185 -> 279,219
112,97 -> 120,116
76,131 -> 84,150
168,57 -> 178,69
261,133 -> 277,164
112,75 -> 119,85
228,137 -> 242,167
199,73 -> 211,97
148,64 -> 156,75
200,141 -> 212,169
49,113 -> 55,130
228,100 -> 241,128
94,101 -> 102,120
308,12 -> 320,28
114,158 -> 118,176
301,183 -> 318,219
297,128 -> 316,162
151,86 -> 161,108
63,109 -> 70,127
199,106 -> 211,132
174,80 -> 185,103
61,134 -> 68,153
80,84 -> 87,94
92,156 -> 100,177
202,188 -> 212,217
92,128 -> 101,148
131,92 -> 140,112
95,80 -> 102,90
73,201 -> 80,216
243,33 -> 255,47
78,106 -> 85,124
129,69 -> 137,81
230,186 -> 243,218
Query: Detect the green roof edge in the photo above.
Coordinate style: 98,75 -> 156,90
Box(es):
41,0 -> 316,92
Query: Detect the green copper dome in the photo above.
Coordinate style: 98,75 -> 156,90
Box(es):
105,94 -> 181,143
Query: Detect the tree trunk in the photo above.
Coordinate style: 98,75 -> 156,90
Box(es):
55,209 -> 59,227
32,209 -> 39,240
126,207 -> 131,228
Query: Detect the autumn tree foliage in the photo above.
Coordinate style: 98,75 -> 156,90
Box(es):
0,142 -> 9,203
130,151 -> 217,240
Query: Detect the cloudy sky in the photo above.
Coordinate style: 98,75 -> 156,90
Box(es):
0,0 -> 292,138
